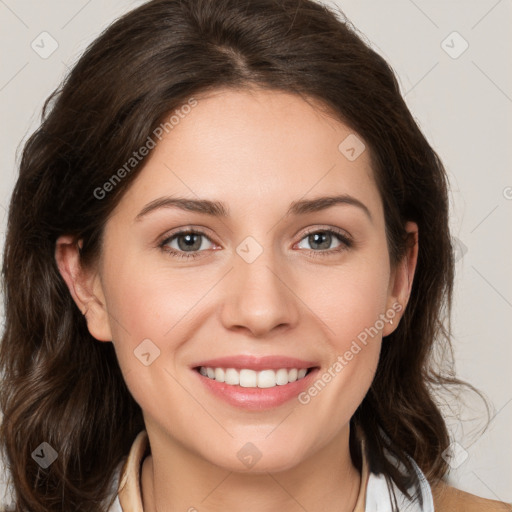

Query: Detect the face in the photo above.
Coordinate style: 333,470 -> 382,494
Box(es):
58,87 -> 417,473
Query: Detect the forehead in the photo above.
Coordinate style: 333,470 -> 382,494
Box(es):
113,87 -> 383,224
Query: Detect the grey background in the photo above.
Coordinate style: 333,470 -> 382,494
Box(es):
1,0 -> 511,505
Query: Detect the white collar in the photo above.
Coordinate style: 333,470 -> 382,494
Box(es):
365,454 -> 434,511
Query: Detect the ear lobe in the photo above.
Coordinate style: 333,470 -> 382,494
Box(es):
55,235 -> 113,342
383,221 -> 419,336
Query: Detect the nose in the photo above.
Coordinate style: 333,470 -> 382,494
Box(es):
219,243 -> 301,338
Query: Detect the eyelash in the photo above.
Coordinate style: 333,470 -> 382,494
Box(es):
158,227 -> 353,260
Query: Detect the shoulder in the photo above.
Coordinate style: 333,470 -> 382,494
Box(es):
431,481 -> 512,512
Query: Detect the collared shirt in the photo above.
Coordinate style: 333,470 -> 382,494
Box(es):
107,430 -> 434,512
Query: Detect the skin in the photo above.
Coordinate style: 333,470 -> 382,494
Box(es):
56,87 -> 418,512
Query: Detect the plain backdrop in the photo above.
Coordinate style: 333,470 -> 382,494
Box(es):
1,0 -> 511,506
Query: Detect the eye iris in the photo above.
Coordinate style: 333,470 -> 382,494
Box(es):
309,232 -> 331,250
178,233 -> 202,251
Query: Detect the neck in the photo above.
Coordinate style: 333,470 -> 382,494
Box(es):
141,425 -> 362,512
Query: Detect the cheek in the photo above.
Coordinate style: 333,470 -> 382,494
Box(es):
102,266 -> 206,420
306,250 -> 391,346
104,264 -> 209,354
297,270 -> 387,440
100,245 -> 208,383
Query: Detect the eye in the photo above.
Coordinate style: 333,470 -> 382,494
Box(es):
295,228 -> 352,256
159,229 -> 216,260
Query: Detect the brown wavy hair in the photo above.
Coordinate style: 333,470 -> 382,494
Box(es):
0,0 -> 484,510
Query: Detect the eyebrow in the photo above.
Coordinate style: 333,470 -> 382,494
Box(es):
134,194 -> 372,222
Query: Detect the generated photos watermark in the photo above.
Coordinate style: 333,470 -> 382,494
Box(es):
298,302 -> 403,405
93,97 -> 198,200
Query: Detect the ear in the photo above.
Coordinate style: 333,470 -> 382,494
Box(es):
55,235 -> 112,342
382,221 -> 418,337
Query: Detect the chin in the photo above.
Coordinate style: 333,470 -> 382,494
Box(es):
202,440 -> 307,474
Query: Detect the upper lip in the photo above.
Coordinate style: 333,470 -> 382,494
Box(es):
192,355 -> 319,371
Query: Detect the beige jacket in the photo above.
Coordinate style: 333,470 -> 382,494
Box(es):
431,482 -> 512,511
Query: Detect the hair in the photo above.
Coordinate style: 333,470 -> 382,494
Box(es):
0,0 -> 487,510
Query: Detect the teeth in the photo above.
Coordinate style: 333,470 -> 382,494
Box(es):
198,367 -> 309,388
225,368 -> 240,385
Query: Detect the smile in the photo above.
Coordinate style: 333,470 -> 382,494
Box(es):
197,366 -> 311,388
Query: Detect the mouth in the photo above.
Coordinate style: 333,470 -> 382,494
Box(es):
192,364 -> 321,410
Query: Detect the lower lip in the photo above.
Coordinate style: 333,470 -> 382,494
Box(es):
193,368 -> 320,410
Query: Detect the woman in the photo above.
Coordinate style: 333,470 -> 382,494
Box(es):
0,0 -> 510,511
